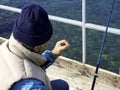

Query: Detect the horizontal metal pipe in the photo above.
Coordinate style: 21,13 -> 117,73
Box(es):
49,15 -> 83,27
0,5 -> 21,13
86,23 -> 120,35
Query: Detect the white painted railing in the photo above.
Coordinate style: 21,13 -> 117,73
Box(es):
0,4 -> 120,63
82,0 -> 86,63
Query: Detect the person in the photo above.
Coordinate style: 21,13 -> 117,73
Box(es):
0,3 -> 70,90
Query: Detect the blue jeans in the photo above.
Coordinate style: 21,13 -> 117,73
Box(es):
10,78 -> 69,90
51,79 -> 69,90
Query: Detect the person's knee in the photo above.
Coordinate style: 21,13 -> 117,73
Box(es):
51,79 -> 69,90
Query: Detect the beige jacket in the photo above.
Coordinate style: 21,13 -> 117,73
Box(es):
0,36 -> 52,90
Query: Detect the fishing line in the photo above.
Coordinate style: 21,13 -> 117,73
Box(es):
91,0 -> 115,90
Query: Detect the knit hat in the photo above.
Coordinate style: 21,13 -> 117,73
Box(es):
12,3 -> 53,47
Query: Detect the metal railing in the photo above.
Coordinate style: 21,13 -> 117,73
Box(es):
0,2 -> 120,63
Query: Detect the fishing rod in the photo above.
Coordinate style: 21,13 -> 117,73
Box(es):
91,0 -> 115,90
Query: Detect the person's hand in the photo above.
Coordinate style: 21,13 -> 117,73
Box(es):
52,40 -> 70,57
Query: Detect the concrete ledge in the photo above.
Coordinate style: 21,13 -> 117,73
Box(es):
55,56 -> 120,89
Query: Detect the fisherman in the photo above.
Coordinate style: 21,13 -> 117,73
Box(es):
0,3 -> 70,90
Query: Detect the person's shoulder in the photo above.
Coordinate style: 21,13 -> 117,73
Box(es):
10,78 -> 48,90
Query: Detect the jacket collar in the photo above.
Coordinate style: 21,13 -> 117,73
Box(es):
8,35 -> 47,66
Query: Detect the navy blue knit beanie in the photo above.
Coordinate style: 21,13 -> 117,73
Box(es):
13,3 -> 53,47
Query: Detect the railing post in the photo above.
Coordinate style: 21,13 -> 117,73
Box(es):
82,0 -> 86,63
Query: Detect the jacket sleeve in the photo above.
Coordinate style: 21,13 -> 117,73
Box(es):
10,78 -> 48,90
41,50 -> 57,69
